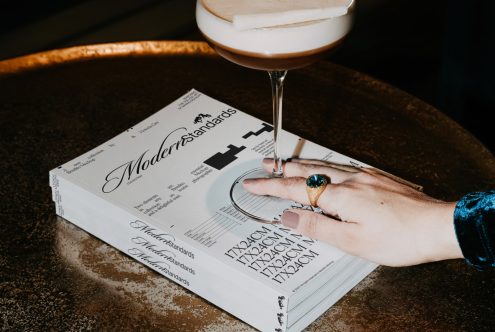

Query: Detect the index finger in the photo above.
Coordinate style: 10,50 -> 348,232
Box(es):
242,176 -> 339,216
261,158 -> 357,183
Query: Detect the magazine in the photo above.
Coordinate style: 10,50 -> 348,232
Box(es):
50,89 -> 377,331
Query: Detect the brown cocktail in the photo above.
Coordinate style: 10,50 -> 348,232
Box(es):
196,0 -> 354,223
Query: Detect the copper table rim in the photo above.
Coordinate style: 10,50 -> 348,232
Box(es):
0,40 -> 216,75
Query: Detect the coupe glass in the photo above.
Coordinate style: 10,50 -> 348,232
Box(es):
196,0 -> 354,223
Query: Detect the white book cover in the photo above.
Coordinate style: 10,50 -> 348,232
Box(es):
49,89 -> 377,331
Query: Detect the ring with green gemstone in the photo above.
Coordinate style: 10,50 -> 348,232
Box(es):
306,174 -> 330,207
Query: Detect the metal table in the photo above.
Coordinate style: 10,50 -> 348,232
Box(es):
1,41 -> 494,331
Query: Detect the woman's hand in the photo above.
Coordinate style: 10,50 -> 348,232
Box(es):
243,159 -> 463,267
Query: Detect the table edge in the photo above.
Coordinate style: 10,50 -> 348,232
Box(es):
1,40 -> 493,165
0,40 -> 216,75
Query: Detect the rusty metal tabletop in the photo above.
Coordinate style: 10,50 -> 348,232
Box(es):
1,41 -> 494,331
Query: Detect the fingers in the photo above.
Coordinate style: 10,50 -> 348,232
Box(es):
287,159 -> 332,166
362,167 -> 423,191
243,176 -> 339,215
281,210 -> 359,251
243,176 -> 310,205
261,158 -> 356,184
291,159 -> 361,173
262,158 -> 422,193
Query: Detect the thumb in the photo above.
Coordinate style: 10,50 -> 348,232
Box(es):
281,209 -> 356,249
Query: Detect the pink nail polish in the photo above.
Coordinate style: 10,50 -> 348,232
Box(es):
282,211 -> 299,229
263,157 -> 274,163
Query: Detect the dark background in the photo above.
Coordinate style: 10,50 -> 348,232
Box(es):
1,0 -> 493,153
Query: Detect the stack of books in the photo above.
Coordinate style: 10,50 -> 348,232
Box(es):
50,90 -> 377,332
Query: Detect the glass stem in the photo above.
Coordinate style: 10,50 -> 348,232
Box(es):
268,70 -> 287,177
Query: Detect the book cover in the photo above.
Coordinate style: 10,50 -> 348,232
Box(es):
49,89 -> 377,331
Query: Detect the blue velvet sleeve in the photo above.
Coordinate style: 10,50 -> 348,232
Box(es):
454,190 -> 495,270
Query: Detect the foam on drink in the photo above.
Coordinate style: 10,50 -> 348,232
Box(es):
196,0 -> 354,70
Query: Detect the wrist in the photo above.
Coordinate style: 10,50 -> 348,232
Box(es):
438,201 -> 464,261
418,201 -> 463,263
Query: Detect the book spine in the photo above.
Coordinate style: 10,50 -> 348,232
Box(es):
49,171 -> 64,217
52,175 -> 288,331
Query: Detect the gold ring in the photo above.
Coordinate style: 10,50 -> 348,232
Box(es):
306,174 -> 329,207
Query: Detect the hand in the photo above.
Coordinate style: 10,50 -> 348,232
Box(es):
243,159 -> 463,267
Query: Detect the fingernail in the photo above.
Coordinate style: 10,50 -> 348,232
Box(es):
282,211 -> 299,229
262,158 -> 273,166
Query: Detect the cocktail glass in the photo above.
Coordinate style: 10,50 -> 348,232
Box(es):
196,0 -> 354,223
